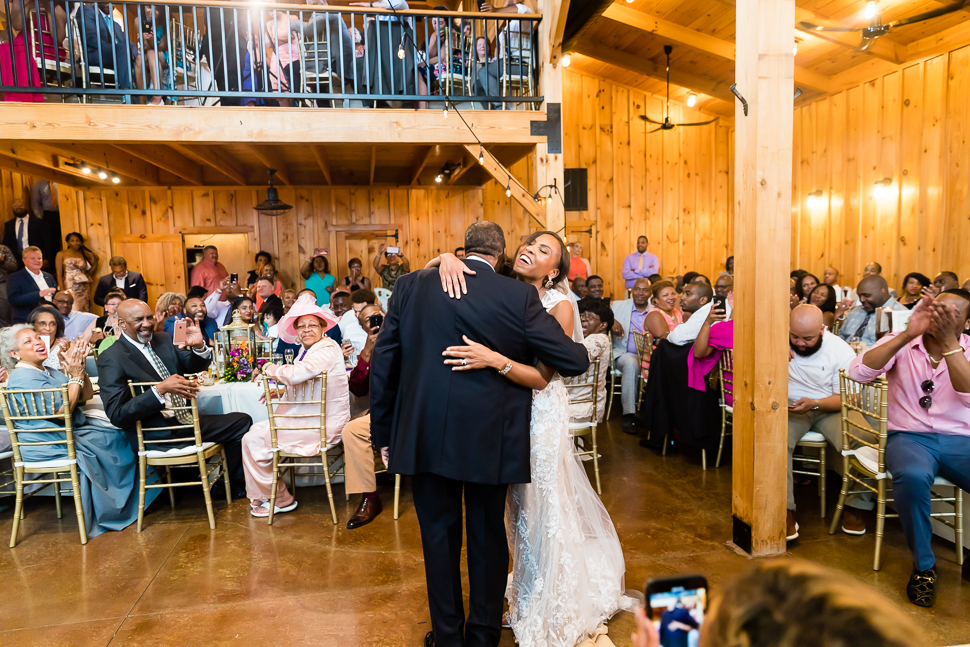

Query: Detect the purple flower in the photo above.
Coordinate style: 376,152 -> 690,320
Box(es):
236,370 -> 246,379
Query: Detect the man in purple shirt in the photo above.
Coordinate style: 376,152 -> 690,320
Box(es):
622,236 -> 660,289
610,279 -> 652,433
848,289 -> 970,608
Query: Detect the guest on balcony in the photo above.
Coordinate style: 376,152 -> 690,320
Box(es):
75,1 -> 137,92
349,0 -> 415,107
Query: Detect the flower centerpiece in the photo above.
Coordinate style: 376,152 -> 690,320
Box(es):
216,310 -> 267,383
221,343 -> 268,383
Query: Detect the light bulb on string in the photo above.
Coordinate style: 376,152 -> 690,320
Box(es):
687,92 -> 696,108
505,183 -> 512,198
478,147 -> 484,165
561,53 -> 571,67
435,174 -> 443,183
864,1 -> 877,19
443,105 -> 449,119
397,42 -> 405,60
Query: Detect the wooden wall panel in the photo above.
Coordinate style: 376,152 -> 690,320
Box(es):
792,46 -> 970,292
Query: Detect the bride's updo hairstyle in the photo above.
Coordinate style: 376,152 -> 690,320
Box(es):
517,230 -> 571,287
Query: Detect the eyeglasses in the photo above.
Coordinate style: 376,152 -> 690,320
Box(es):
919,380 -> 934,410
296,323 -> 322,331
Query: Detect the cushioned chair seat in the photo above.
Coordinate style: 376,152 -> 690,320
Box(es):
143,441 -> 215,459
799,431 -> 826,443
855,446 -> 956,485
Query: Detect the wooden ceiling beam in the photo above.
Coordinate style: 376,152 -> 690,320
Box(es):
466,144 -> 542,223
447,148 -> 476,185
243,145 -> 292,186
26,142 -> 160,185
168,144 -> 247,186
572,40 -> 735,102
0,152 -> 86,188
794,7 -> 906,64
600,4 -> 831,94
905,19 -> 970,61
113,144 -> 204,185
409,146 -> 436,186
312,145 -> 332,185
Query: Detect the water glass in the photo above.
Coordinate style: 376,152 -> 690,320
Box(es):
284,350 -> 295,364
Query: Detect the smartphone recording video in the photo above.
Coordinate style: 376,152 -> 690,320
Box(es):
712,294 -> 727,313
645,575 -> 708,647
173,318 -> 188,344
368,313 -> 384,331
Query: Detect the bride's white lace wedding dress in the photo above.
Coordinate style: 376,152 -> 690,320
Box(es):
505,288 -> 636,647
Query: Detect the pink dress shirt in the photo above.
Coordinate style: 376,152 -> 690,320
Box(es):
190,260 -> 229,297
848,332 -> 970,437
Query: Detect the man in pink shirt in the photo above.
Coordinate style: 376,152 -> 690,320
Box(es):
848,289 -> 970,608
190,245 -> 229,299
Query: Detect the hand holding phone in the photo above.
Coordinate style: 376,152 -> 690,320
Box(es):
645,575 -> 707,638
386,246 -> 401,255
173,318 -> 188,344
230,273 -> 238,285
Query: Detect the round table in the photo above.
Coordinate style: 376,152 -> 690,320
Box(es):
197,382 -> 268,423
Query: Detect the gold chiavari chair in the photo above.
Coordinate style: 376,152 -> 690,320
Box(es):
369,445 -> 403,520
605,365 -> 622,420
632,330 -> 652,410
565,358 -> 602,495
715,349 -> 733,469
128,381 -> 231,531
0,384 -> 86,547
831,371 -> 964,570
793,433 -> 827,518
261,373 -> 341,525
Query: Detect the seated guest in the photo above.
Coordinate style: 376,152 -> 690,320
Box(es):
253,276 -> 281,311
690,274 -> 711,286
297,288 -> 317,302
838,275 -> 907,347
586,275 -> 606,303
667,282 -> 726,346
260,298 -> 300,356
863,261 -> 882,277
611,278 -> 652,433
794,273 -> 819,305
2,325 -> 154,537
53,290 -> 97,340
97,300 -> 252,499
713,274 -> 733,298
682,271 -> 701,286
686,304 -> 732,399
848,290 -> 970,607
785,304 -> 869,542
76,0 -> 136,91
350,288 -> 377,314
570,276 -> 587,300
96,289 -> 125,337
189,245 -> 228,299
899,272 -> 931,309
568,299 -> 612,424
931,271 -> 959,295
648,273 -> 663,284
282,288 -> 297,314
93,256 -> 148,307
163,296 -> 219,343
808,284 -> 838,330
645,280 -> 682,340
332,291 -> 362,357
719,255 -> 734,277
454,247 -> 465,260
227,296 -> 258,327
8,246 -> 57,324
153,292 -> 185,332
28,304 -> 69,371
301,252 -> 336,306
342,302 -> 390,528
247,251 -> 273,287
242,294 -> 350,517
343,257 -> 372,293
822,266 -> 844,301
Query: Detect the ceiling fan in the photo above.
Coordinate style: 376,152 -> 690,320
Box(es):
799,0 -> 969,53
639,46 -> 717,133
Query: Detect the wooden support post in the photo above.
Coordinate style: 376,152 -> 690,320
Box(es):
537,0 -> 566,235
732,0 -> 794,557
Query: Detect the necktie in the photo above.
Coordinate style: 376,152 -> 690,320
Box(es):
636,253 -> 643,271
144,344 -> 193,424
17,218 -> 25,253
852,311 -> 873,340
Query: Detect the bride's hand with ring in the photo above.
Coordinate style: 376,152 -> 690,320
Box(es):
443,335 -> 505,371
427,252 -> 476,299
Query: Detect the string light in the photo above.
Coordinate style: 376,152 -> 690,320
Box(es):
397,41 -> 406,60
687,92 -> 697,108
793,38 -> 801,56
478,147 -> 484,165
505,183 -> 512,198
435,174 -> 443,183
443,105 -> 449,119
864,1 -> 878,19
561,53 -> 571,67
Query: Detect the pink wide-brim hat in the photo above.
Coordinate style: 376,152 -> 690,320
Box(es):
278,293 -> 339,344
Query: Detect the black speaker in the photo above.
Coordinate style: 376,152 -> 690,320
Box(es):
563,168 -> 588,212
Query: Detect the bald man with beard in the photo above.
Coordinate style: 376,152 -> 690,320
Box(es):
838,275 -> 907,347
786,305 -> 872,542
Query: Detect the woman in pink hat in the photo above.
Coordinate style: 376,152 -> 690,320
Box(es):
242,293 -> 352,517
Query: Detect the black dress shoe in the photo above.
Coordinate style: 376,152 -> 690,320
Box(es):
347,494 -> 383,529
907,567 -> 937,607
621,414 -> 638,435
424,631 -> 434,647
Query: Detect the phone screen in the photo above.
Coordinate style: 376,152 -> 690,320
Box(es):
645,575 -> 708,639
230,273 -> 238,284
386,246 -> 401,255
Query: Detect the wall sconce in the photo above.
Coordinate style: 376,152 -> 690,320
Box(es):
873,177 -> 893,198
807,190 -> 823,208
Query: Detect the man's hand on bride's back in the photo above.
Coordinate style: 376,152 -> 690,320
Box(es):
437,252 -> 476,299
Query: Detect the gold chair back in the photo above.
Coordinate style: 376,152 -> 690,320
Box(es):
564,358 -> 602,494
128,380 -> 204,452
714,348 -> 734,469
0,383 -> 87,546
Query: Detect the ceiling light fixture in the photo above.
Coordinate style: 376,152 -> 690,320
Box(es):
81,164 -> 91,175
807,189 -> 823,208
561,53 -> 571,67
864,1 -> 878,19
253,168 -> 293,217
97,169 -> 108,180
686,92 -> 697,108
111,175 -> 121,184
873,177 -> 893,198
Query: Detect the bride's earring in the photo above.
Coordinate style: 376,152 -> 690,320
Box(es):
544,276 -> 554,289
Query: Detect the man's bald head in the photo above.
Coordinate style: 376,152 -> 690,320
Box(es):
790,304 -> 825,356
714,274 -> 733,297
857,275 -> 890,312
117,299 -> 154,344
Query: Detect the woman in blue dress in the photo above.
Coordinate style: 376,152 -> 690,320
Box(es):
2,324 -> 158,538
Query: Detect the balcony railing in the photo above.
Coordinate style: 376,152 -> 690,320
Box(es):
0,0 -> 542,108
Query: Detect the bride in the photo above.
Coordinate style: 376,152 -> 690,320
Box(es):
431,231 -> 635,647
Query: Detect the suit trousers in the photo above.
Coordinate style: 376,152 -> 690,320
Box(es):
787,409 -> 875,512
343,414 -> 379,495
411,473 -> 509,647
616,352 -> 640,416
885,431 -> 970,571
192,413 -> 251,492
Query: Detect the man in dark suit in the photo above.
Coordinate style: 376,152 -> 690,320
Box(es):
370,221 -> 589,647
93,256 -> 149,306
97,299 -> 252,498
5,200 -> 48,270
7,246 -> 57,324
76,1 -> 137,90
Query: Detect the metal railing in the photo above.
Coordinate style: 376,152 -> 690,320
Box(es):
0,0 -> 542,108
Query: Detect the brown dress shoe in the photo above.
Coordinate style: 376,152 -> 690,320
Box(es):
841,507 -> 867,535
786,510 -> 799,541
347,493 -> 383,529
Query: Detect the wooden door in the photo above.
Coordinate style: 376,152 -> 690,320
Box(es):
113,234 -> 186,311
328,224 -> 404,290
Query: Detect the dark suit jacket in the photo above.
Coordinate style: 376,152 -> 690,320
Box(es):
93,271 -> 148,306
4,216 -> 49,267
96,332 -> 211,434
77,4 -> 134,89
370,259 -> 590,485
7,268 -> 57,324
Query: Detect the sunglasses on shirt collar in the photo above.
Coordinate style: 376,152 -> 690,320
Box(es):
919,380 -> 934,410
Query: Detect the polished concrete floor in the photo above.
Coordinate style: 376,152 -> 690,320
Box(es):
1,418 -> 968,647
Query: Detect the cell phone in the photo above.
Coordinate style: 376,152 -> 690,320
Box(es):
386,246 -> 401,255
645,574 -> 708,636
230,273 -> 238,284
368,313 -> 384,331
173,318 -> 188,344
313,248 -> 328,257
712,294 -> 727,313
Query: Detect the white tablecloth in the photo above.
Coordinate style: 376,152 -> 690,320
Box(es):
197,382 -> 268,423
